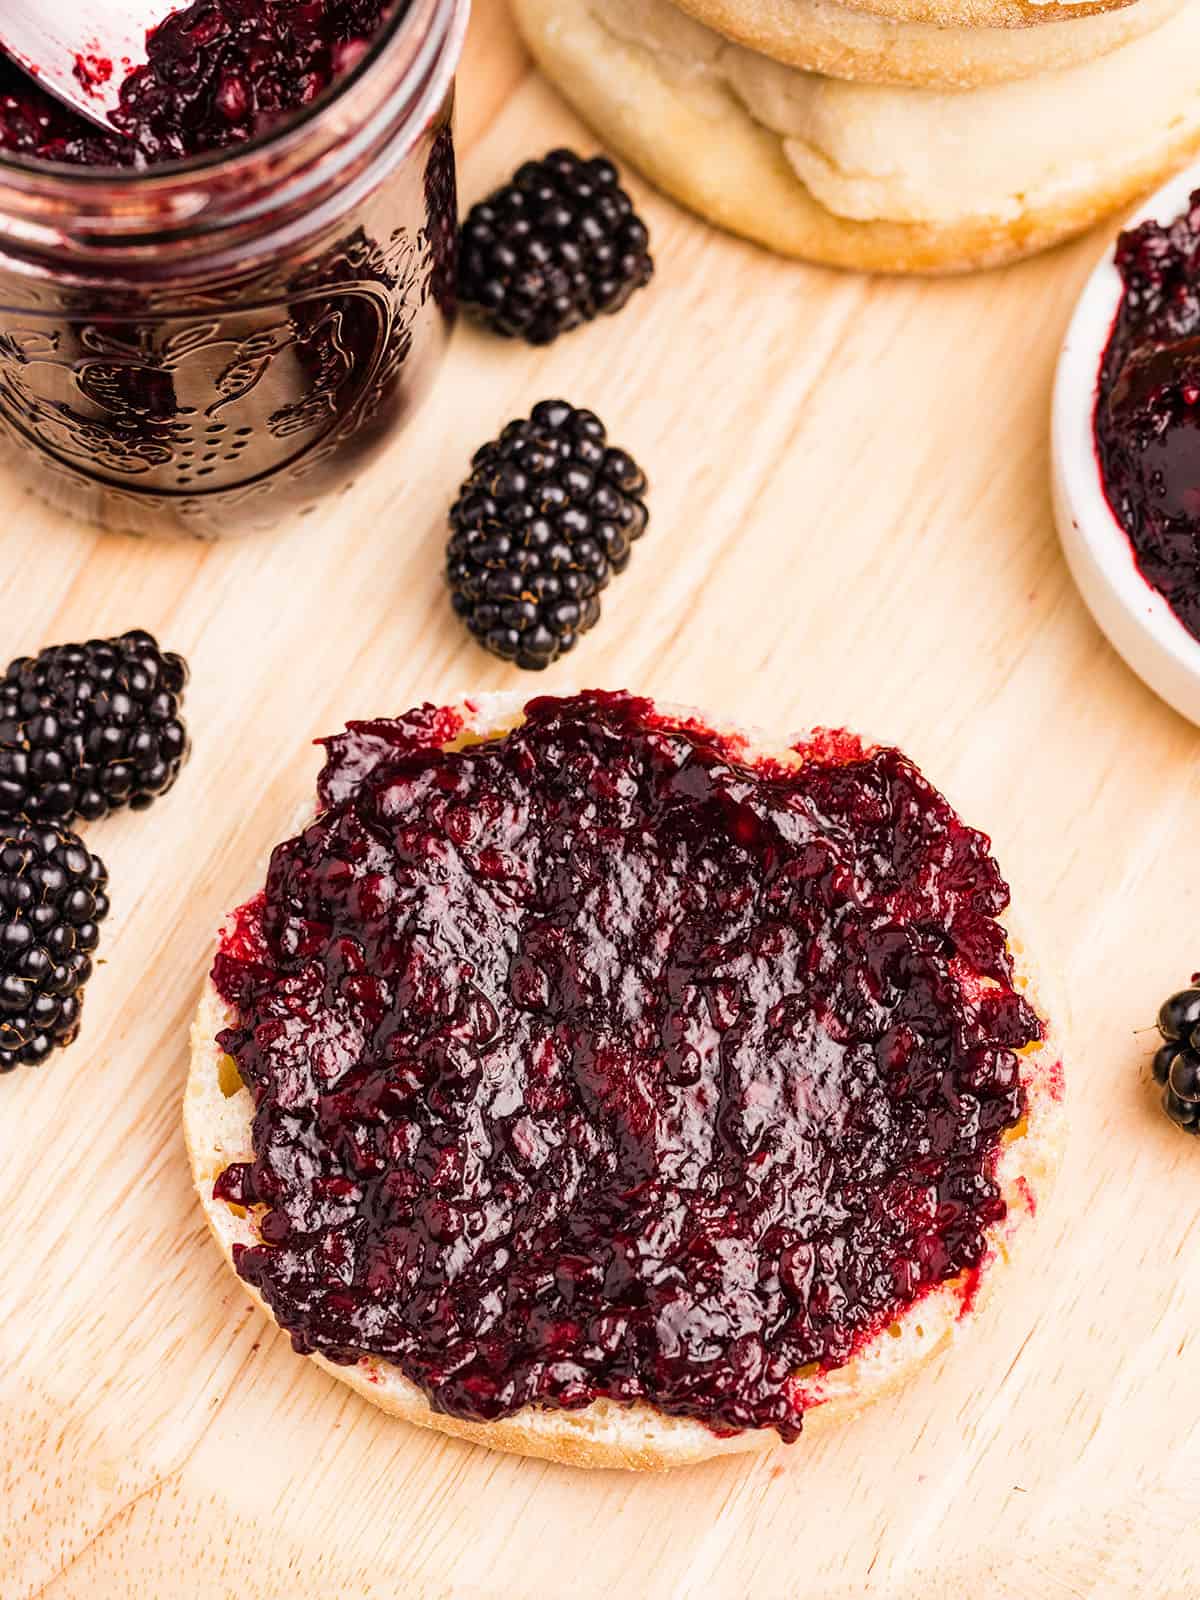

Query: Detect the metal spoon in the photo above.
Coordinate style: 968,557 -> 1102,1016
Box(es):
0,0 -> 181,132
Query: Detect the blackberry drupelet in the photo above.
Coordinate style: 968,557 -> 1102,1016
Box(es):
446,401 -> 649,670
1153,984 -> 1200,1133
1158,987 -> 1200,1041
0,818 -> 109,1073
0,631 -> 190,825
458,149 -> 653,346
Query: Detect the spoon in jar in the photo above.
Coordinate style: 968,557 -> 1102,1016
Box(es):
0,0 -> 181,133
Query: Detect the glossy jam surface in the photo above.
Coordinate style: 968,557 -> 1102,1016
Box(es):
211,693 -> 1042,1439
0,0 -> 396,168
1097,190 -> 1200,641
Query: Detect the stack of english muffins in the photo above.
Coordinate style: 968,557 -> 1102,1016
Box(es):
511,0 -> 1200,272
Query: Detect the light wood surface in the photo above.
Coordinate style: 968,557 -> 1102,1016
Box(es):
4,4 -> 1199,1595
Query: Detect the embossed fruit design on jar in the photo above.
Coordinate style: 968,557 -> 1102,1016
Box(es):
0,0 -> 467,538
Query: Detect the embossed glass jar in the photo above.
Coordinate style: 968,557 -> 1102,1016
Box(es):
0,0 -> 467,538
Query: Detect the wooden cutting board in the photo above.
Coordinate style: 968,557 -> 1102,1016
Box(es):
4,4 -> 1199,1595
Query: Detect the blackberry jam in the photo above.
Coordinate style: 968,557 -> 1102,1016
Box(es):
0,0 -> 466,538
211,693 -> 1044,1440
1096,190 -> 1200,640
0,2 -> 401,168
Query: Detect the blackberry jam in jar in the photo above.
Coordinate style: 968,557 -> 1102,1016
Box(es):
0,0 -> 467,537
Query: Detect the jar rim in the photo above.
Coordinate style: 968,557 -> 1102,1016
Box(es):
0,0 -> 468,250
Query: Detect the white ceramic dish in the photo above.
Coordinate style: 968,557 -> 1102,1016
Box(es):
1052,159 -> 1200,726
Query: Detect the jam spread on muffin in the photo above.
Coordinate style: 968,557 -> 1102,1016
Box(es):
210,692 -> 1042,1439
1096,190 -> 1200,642
0,0 -> 397,167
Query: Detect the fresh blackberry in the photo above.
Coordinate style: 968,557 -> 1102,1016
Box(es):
1153,984 -> 1200,1133
0,818 -> 109,1073
458,149 -> 653,346
0,630 -> 190,825
447,401 -> 649,670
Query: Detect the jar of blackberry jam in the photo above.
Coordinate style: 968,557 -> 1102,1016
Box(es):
0,0 -> 467,538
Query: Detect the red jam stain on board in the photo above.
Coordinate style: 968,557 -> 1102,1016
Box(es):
0,0 -> 399,166
1096,190 -> 1200,642
211,692 -> 1043,1440
955,1264 -> 986,1321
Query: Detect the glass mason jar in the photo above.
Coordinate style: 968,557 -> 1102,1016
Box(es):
0,0 -> 468,539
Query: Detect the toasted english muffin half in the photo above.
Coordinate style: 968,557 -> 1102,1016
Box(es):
668,0 -> 1183,88
186,691 -> 1066,1470
511,0 -> 1200,273
828,0 -> 1139,25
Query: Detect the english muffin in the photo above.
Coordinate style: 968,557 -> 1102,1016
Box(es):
187,691 -> 1066,1469
830,0 -> 1139,25
511,0 -> 1200,272
668,0 -> 1184,88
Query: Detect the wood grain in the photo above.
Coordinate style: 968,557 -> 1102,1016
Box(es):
3,3 -> 1199,1595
